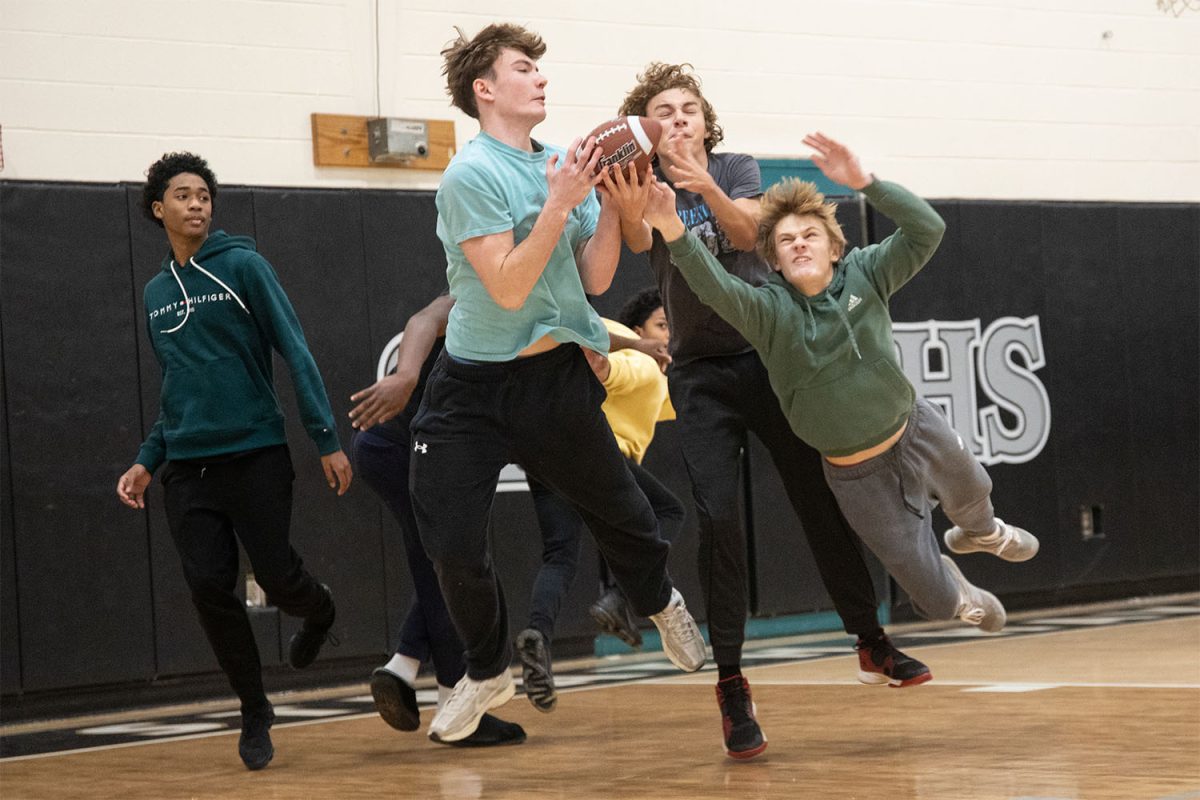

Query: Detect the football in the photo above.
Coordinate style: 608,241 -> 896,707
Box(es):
581,116 -> 662,176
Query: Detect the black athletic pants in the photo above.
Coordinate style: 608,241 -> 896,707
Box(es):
161,444 -> 331,710
668,351 -> 881,667
352,428 -> 467,688
526,459 -> 685,644
409,344 -> 674,679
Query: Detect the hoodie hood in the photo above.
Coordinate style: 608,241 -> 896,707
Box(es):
157,230 -> 254,333
159,230 -> 257,272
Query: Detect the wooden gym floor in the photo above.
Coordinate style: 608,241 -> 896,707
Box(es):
2,596 -> 1198,799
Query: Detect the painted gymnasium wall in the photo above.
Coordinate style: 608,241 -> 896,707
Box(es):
1,0 -> 1197,200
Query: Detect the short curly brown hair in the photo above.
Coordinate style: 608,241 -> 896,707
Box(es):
618,62 -> 723,153
757,179 -> 846,268
441,24 -> 546,119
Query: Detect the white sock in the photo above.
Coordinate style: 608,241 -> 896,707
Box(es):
381,653 -> 420,686
437,684 -> 454,709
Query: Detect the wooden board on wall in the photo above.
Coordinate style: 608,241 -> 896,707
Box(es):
310,114 -> 455,171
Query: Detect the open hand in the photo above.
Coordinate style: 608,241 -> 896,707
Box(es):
803,132 -> 871,191
598,163 -> 652,225
349,372 -> 417,430
546,136 -> 603,211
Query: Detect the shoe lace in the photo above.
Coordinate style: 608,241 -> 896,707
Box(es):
961,604 -> 985,625
441,681 -> 481,718
662,601 -> 698,646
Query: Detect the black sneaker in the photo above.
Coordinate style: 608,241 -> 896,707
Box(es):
715,676 -> 767,760
515,628 -> 556,713
440,713 -> 527,748
588,588 -> 643,648
370,667 -> 420,731
238,702 -> 275,771
288,584 -> 337,669
856,634 -> 932,688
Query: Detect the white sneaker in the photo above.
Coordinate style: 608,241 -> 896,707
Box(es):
649,588 -> 706,672
941,555 -> 1006,633
428,669 -> 515,743
944,518 -> 1039,562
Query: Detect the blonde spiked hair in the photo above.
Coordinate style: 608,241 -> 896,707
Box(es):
756,178 -> 846,268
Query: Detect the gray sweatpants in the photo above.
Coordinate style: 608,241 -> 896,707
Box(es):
822,398 -> 995,621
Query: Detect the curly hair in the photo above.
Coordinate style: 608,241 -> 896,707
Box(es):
617,287 -> 663,331
756,179 -> 846,268
141,152 -> 217,228
618,62 -> 723,153
441,24 -> 546,119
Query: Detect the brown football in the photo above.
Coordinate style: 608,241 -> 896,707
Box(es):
581,115 -> 662,176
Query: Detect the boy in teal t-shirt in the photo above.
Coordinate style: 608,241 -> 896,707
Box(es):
410,23 -> 706,746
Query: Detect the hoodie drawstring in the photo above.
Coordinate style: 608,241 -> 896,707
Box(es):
160,257 -> 250,333
831,299 -> 863,360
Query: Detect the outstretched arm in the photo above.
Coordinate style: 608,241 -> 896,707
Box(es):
660,139 -> 759,251
804,132 -> 945,296
644,180 -> 773,345
349,293 -> 454,430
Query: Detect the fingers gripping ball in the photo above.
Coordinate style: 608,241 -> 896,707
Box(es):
581,116 -> 662,176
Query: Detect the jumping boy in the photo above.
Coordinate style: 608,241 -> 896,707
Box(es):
411,25 -> 705,744
116,152 -> 351,770
641,133 -> 1038,662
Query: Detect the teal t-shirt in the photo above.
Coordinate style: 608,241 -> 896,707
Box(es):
435,132 -> 610,361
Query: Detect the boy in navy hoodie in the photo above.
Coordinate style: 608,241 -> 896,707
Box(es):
116,152 -> 352,771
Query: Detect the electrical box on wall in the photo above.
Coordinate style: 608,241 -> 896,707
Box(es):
310,114 -> 455,171
367,118 -> 428,162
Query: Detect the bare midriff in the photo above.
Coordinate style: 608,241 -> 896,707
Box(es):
518,334 -> 560,358
824,421 -> 908,467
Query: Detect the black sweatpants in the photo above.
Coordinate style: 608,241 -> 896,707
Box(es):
668,351 -> 881,667
352,428 -> 468,688
161,444 -> 331,710
409,344 -> 674,680
526,458 -> 685,644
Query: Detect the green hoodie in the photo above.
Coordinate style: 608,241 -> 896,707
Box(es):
664,179 -> 946,457
135,230 -> 341,472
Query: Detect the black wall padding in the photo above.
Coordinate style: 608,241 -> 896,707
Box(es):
1116,204 -> 1199,576
1,180 -> 1196,700
1,185 -> 156,690
1,319 -> 22,695
251,189 -> 387,664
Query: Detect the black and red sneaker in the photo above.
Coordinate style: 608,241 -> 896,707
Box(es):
855,634 -> 932,688
715,675 -> 768,760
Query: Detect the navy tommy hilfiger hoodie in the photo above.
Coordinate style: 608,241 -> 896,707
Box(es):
135,231 -> 340,472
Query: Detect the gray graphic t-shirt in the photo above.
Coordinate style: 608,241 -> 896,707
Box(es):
650,152 -> 771,365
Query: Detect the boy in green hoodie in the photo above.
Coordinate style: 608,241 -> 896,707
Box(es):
642,132 -> 1039,644
115,152 -> 352,771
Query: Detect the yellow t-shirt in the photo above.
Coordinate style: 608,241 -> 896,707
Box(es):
600,319 -> 675,464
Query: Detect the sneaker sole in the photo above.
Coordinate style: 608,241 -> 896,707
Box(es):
428,679 -> 516,743
516,635 -> 557,713
726,739 -> 768,760
370,670 -> 420,731
588,605 -> 643,648
857,669 -> 934,688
